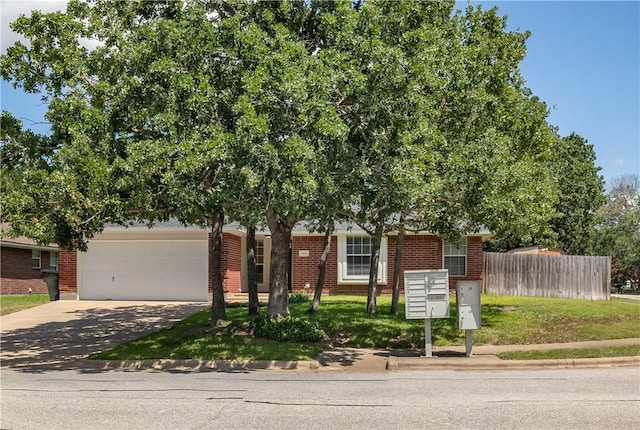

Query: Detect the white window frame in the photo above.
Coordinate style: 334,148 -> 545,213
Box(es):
337,235 -> 387,284
49,251 -> 58,271
256,239 -> 265,285
443,238 -> 467,277
32,250 -> 41,269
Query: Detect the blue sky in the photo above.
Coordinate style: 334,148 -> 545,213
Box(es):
1,1 -> 638,185
472,0 -> 639,186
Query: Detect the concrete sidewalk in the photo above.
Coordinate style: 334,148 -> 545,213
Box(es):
309,338 -> 640,372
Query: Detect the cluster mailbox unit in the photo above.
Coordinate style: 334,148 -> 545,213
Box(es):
404,271 -> 483,357
404,269 -> 450,357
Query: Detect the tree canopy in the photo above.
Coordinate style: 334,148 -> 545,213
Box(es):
2,0 -> 572,317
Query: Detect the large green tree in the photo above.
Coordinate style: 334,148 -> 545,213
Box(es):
485,132 -> 605,254
1,0 -> 349,319
330,2 -> 558,313
2,0 -> 242,323
2,0 -> 565,320
228,1 -> 350,317
549,133 -> 605,255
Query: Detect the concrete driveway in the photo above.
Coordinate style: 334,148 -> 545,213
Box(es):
0,300 -> 208,372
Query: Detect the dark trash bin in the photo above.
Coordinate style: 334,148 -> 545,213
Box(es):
41,269 -> 59,301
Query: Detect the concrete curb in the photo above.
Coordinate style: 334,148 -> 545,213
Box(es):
80,358 -> 322,372
388,355 -> 640,371
77,355 -> 640,373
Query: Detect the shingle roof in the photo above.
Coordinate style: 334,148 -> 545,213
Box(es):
0,224 -> 58,250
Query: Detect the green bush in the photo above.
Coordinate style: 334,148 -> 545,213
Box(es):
253,315 -> 325,342
289,292 -> 311,304
226,301 -> 266,309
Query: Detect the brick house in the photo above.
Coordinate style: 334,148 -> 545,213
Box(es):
58,221 -> 490,301
1,234 -> 59,295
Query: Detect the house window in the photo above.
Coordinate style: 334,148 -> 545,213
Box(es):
49,251 -> 58,271
443,238 -> 467,276
256,240 -> 264,284
32,250 -> 41,269
337,235 -> 387,284
346,236 -> 372,276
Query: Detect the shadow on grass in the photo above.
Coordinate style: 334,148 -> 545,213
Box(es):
301,298 -> 516,349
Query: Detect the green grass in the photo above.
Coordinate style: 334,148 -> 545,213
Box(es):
474,295 -> 640,345
90,294 -> 640,361
498,345 -> 640,360
0,294 -> 50,316
91,307 -> 324,361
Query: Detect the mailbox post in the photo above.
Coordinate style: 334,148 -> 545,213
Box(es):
404,269 -> 449,357
456,280 -> 482,357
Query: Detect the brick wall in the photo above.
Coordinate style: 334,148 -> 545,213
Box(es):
1,247 -> 54,294
213,233 -> 242,294
53,232 -> 484,298
58,249 -> 77,293
383,234 -> 442,293
291,235 -> 335,294
291,234 -> 484,295
466,236 -> 483,283
291,235 -> 378,294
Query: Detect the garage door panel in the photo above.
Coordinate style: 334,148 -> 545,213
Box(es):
79,239 -> 208,301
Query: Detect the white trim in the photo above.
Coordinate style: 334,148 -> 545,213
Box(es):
100,223 -> 245,236
442,237 -> 467,277
256,236 -> 271,291
337,234 -> 387,285
83,239 -> 206,243
0,241 -> 58,252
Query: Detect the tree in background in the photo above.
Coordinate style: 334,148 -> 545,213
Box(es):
485,132 -> 605,254
551,133 -> 605,255
593,174 -> 639,287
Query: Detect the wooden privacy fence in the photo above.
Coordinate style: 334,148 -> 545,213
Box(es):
483,252 -> 611,300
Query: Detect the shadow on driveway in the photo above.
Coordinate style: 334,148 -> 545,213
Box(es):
1,302 -> 208,373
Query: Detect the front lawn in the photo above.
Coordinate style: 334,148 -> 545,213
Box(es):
1,294 -> 50,316
90,294 -> 639,361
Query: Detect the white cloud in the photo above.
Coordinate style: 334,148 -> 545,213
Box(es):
1,1 -> 68,52
613,158 -> 625,166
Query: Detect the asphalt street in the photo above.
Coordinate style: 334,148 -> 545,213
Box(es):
1,367 -> 638,430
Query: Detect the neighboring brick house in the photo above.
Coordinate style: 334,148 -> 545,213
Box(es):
1,235 -> 59,295
58,221 -> 490,301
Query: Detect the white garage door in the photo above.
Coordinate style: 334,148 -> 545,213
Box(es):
79,240 -> 208,301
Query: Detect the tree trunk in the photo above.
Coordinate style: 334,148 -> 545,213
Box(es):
266,214 -> 292,318
210,209 -> 226,326
308,219 -> 334,313
391,223 -> 405,315
366,224 -> 384,314
246,225 -> 259,316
